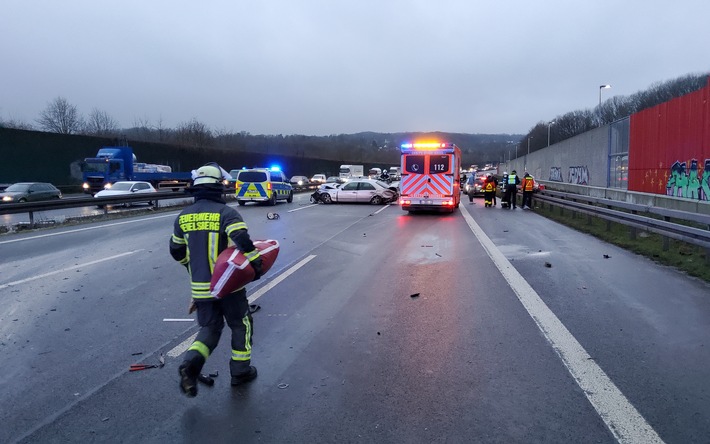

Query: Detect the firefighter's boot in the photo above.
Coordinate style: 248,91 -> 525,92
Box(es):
178,355 -> 205,397
231,366 -> 258,386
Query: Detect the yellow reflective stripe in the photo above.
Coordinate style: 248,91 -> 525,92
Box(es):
231,349 -> 251,361
208,232 -> 218,273
244,250 -> 261,261
188,341 -> 210,359
171,234 -> 186,244
191,282 -> 211,290
243,314 -> 252,353
225,222 -> 247,236
178,257 -> 189,265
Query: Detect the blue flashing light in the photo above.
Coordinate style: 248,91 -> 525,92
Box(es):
270,165 -> 281,171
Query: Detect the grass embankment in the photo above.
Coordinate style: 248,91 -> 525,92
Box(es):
527,196 -> 710,283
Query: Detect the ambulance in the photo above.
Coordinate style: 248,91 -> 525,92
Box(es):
398,142 -> 461,213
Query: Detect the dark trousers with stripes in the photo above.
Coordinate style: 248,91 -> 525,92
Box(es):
184,289 -> 253,377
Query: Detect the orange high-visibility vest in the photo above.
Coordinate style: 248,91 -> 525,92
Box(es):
484,180 -> 495,191
523,176 -> 534,191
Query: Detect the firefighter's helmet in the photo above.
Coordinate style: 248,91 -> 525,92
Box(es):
193,163 -> 224,186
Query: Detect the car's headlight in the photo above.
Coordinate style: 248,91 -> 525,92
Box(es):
2,196 -> 13,202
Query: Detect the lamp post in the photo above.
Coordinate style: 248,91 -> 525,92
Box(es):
599,84 -> 611,106
527,137 -> 533,155
547,121 -> 555,147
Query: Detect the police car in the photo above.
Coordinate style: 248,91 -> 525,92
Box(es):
231,167 -> 293,206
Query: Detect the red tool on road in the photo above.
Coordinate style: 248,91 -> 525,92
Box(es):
129,353 -> 165,372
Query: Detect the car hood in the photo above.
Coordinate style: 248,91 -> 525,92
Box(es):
94,190 -> 133,197
0,191 -> 23,197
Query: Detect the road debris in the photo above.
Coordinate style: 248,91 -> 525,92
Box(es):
198,374 -> 215,386
278,383 -> 289,389
410,293 -> 420,298
249,304 -> 261,314
267,212 -> 280,220
544,262 -> 552,268
603,254 -> 611,259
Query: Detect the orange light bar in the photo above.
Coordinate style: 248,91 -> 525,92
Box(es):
401,142 -> 449,151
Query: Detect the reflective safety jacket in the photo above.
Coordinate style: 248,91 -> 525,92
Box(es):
169,198 -> 260,299
484,180 -> 496,192
522,176 -> 535,191
507,174 -> 520,188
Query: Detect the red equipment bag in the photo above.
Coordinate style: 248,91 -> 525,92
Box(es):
210,239 -> 280,298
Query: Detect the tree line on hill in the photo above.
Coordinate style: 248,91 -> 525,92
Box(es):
2,71 -> 707,166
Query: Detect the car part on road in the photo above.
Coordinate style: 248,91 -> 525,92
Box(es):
267,212 -> 280,220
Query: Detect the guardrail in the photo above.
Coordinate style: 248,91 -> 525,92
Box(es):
0,186 -> 321,229
0,191 -> 190,227
532,189 -> 710,260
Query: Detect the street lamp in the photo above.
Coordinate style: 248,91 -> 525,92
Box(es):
599,84 -> 611,106
527,136 -> 533,155
515,143 -> 519,159
547,121 -> 555,147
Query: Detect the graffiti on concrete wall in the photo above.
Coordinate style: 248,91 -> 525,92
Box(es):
549,167 -> 563,182
568,166 -> 589,185
666,159 -> 710,201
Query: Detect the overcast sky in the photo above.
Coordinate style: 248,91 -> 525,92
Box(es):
2,1 -> 709,137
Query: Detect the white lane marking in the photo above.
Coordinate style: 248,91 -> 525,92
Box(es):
167,333 -> 198,358
0,214 -> 175,245
459,205 -> 664,444
163,319 -> 195,322
373,204 -> 390,215
0,250 -> 144,290
166,254 -> 317,358
248,254 -> 316,303
288,204 -> 319,212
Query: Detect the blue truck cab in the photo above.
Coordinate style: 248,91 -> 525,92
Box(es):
81,145 -> 191,194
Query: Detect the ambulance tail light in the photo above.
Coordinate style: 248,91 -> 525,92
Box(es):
400,199 -> 411,205
442,199 -> 454,206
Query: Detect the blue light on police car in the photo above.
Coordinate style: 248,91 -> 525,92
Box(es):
270,165 -> 281,171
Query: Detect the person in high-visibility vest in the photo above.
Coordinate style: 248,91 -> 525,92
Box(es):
483,174 -> 496,207
521,172 -> 535,209
505,170 -> 520,209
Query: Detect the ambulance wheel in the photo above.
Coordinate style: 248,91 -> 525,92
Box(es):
237,200 -> 246,206
287,191 -> 293,203
370,195 -> 383,205
321,193 -> 332,204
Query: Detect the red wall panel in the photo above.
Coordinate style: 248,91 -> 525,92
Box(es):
629,78 -> 710,200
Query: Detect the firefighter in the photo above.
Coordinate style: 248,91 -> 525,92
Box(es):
483,173 -> 496,207
505,170 -> 521,209
170,163 -> 263,397
521,172 -> 535,209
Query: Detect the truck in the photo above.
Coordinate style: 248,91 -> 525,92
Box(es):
339,164 -> 364,181
398,142 -> 461,213
81,145 -> 192,194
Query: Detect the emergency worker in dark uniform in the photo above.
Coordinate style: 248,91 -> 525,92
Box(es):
506,170 -> 521,209
170,163 -> 263,397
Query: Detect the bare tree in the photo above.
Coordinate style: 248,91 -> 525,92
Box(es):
83,108 -> 119,136
36,96 -> 83,134
175,118 -> 213,149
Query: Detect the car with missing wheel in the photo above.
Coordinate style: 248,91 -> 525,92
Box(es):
319,178 -> 398,204
0,182 -> 62,203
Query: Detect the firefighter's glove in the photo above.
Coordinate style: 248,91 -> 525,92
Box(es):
251,257 -> 264,281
